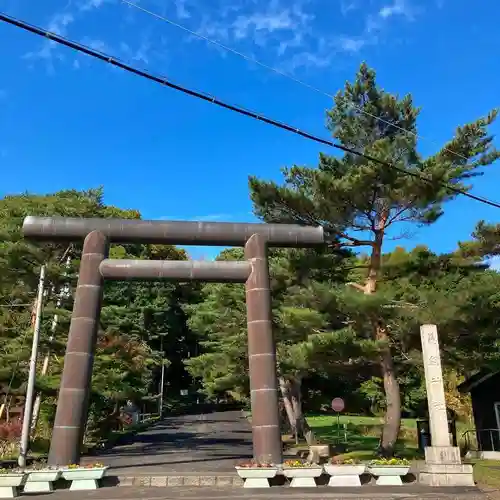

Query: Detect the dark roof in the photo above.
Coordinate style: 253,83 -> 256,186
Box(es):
458,370 -> 499,393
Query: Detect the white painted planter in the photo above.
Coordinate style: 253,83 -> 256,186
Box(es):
324,464 -> 366,487
60,467 -> 109,491
235,467 -> 277,488
0,474 -> 26,498
23,469 -> 61,493
368,466 -> 410,486
283,467 -> 323,488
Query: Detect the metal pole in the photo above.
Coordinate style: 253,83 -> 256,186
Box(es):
159,335 -> 165,419
336,413 -> 340,444
19,265 -> 45,468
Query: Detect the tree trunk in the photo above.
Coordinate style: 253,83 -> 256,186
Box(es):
364,220 -> 402,457
290,377 -> 315,445
279,377 -> 297,436
279,376 -> 315,445
376,323 -> 401,456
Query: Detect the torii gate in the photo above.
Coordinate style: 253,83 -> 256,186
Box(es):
22,216 -> 325,467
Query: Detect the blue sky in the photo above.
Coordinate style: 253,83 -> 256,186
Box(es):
0,0 -> 499,262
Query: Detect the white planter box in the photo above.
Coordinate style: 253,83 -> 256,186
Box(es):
60,467 -> 109,491
24,470 -> 61,493
324,464 -> 366,487
0,474 -> 26,498
283,467 -> 323,488
368,466 -> 410,486
235,467 -> 277,488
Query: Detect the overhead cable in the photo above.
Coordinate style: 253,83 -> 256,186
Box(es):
122,0 -> 473,164
1,11 -> 500,209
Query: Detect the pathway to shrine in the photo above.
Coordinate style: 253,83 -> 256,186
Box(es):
81,410 -> 253,475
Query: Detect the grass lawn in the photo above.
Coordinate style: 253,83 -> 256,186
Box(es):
468,460 -> 500,489
298,414 -> 473,461
303,414 -> 500,488
302,413 -> 422,460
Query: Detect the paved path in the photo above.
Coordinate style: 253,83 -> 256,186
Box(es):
24,486 -> 487,500
82,411 -> 253,474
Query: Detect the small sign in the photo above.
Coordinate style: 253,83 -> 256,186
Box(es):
331,397 -> 345,412
180,389 -> 188,396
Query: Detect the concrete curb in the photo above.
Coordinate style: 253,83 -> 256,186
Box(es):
113,475 -> 244,487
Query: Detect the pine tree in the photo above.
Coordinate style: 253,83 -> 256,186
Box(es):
248,62 -> 499,455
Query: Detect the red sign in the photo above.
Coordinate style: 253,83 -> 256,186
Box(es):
331,397 -> 345,412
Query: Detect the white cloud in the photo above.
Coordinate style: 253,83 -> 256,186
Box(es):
188,0 -> 419,72
79,0 -> 115,12
84,38 -> 110,53
23,0 -> 116,69
23,12 -> 75,69
489,256 -> 500,271
338,36 -> 367,53
379,0 -> 414,20
20,0 -> 420,75
174,0 -> 191,19
327,0 -> 418,59
340,0 -> 358,16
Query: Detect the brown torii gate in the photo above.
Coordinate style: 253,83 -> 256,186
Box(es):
22,216 -> 325,467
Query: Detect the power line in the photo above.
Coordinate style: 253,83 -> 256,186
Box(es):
1,12 -> 500,210
121,0 -> 472,164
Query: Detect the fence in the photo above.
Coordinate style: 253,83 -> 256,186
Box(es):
462,428 -> 500,453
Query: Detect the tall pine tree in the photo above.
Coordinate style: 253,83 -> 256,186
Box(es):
249,62 -> 499,455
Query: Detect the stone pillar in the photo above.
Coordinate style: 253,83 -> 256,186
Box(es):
421,324 -> 450,447
48,231 -> 108,466
419,324 -> 474,487
245,234 -> 283,465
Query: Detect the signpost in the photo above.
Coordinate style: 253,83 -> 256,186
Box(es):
331,397 -> 345,444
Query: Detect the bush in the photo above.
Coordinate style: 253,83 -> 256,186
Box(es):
0,419 -> 22,458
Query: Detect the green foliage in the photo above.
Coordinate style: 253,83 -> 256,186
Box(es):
0,188 -> 199,442
247,62 -> 499,454
186,244 -> 358,398
460,220 -> 500,258
249,63 -> 499,245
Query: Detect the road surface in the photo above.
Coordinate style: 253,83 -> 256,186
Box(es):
82,410 -> 253,474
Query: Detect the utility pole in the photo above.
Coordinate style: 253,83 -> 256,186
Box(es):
159,334 -> 165,419
31,254 -> 71,431
19,265 -> 45,468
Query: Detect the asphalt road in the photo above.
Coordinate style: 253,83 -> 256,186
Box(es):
23,486 -> 488,500
81,410 -> 254,474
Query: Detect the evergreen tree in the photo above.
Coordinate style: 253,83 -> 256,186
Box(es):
185,246 -> 356,443
248,62 -> 499,454
0,189 -> 198,441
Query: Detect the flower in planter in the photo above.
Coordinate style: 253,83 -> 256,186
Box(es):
283,459 -> 319,468
325,457 -> 366,487
368,457 -> 410,486
65,462 -> 106,469
237,460 -> 275,468
0,468 -> 23,475
282,459 -> 322,488
329,457 -> 359,465
369,457 -> 410,466
26,460 -> 58,471
235,460 -> 277,488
